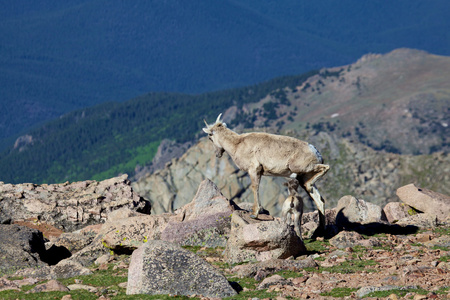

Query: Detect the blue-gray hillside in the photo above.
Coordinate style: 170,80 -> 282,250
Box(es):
1,0 -> 449,144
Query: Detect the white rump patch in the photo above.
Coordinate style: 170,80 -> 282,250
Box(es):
308,144 -> 323,164
290,173 -> 298,179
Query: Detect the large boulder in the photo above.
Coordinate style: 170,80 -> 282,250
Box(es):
396,184 -> 450,223
160,179 -> 235,247
383,202 -> 415,224
99,214 -> 171,254
0,174 -> 150,232
224,210 -> 306,264
335,195 -> 387,226
127,240 -> 237,298
0,224 -> 48,275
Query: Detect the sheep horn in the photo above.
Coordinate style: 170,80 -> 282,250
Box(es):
216,113 -> 223,123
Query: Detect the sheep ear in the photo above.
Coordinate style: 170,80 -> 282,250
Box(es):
203,128 -> 210,134
223,123 -> 227,128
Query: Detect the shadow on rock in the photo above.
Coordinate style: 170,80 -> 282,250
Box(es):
335,208 -> 419,237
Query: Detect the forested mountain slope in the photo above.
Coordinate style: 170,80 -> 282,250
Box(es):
0,49 -> 448,184
1,1 -> 449,144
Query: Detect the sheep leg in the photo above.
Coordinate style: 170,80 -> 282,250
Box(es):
249,166 -> 263,218
293,211 -> 302,238
304,184 -> 326,234
303,164 -> 329,193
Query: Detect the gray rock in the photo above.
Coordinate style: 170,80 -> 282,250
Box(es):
14,258 -> 92,279
0,224 -> 47,275
100,179 -> 236,252
383,202 -> 415,223
231,257 -> 318,278
355,285 -> 417,298
50,231 -> 95,253
126,240 -> 236,298
395,213 -> 438,229
224,210 -> 306,264
27,279 -> 69,293
396,183 -> 450,222
257,274 -> 291,290
329,231 -> 381,249
0,278 -> 20,292
161,179 -> 235,247
51,259 -> 92,279
67,283 -> 98,293
99,214 -> 171,254
336,195 -> 387,225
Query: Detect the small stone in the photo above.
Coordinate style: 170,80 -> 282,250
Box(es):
388,294 -> 399,300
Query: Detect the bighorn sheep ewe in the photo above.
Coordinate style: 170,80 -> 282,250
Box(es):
203,114 -> 329,231
281,179 -> 303,238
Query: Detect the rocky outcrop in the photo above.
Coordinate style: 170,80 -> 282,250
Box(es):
160,179 -> 235,247
0,224 -> 48,275
224,210 -> 306,264
383,202 -> 415,223
0,174 -> 150,231
97,179 -> 236,254
127,240 -> 237,298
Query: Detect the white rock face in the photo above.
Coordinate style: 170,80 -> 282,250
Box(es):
0,174 -> 150,231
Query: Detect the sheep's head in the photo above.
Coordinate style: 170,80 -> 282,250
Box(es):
203,113 -> 227,158
283,179 -> 300,193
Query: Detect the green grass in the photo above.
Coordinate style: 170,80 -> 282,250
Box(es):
304,259 -> 378,274
224,276 -> 278,300
365,287 -> 429,298
58,269 -> 127,288
303,238 -> 330,252
321,287 -> 358,297
274,269 -> 304,279
0,290 -> 98,300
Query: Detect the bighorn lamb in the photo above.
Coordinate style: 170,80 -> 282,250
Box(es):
203,114 -> 329,230
281,179 -> 303,238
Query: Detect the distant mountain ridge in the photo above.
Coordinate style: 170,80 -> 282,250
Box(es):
1,0 -> 450,143
231,49 -> 450,155
0,49 -> 449,184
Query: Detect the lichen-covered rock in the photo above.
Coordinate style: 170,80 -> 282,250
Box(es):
396,183 -> 450,222
224,210 -> 306,264
0,174 -> 150,232
127,240 -> 237,298
99,214 -> 171,254
383,202 -> 415,223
